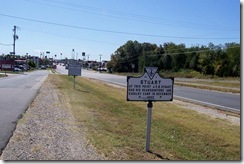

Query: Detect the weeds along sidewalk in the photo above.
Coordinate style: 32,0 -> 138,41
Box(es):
0,76 -> 104,160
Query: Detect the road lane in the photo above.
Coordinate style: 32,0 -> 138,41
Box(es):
56,65 -> 240,112
173,86 -> 240,112
0,70 -> 49,154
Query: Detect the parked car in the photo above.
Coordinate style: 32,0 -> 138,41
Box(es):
19,65 -> 27,71
40,65 -> 46,69
97,67 -> 107,72
13,67 -> 21,72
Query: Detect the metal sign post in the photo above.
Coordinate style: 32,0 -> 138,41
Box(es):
146,100 -> 153,152
127,67 -> 174,152
73,75 -> 76,89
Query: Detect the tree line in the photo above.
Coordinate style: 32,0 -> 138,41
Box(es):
107,41 -> 240,77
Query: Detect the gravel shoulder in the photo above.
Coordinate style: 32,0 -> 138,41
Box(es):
0,77 -> 104,160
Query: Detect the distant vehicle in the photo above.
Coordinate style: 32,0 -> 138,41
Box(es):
18,65 -> 27,71
13,67 -> 21,72
97,67 -> 107,72
40,65 -> 46,69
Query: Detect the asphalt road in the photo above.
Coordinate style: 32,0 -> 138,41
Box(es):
0,70 -> 49,154
56,65 -> 240,113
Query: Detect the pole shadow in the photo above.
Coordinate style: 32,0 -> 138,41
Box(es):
147,150 -> 170,160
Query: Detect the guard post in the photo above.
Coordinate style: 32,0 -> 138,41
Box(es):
127,67 -> 174,152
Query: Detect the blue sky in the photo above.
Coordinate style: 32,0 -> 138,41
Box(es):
0,0 -> 240,61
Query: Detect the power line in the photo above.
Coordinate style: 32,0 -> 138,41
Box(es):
21,27 -> 121,46
0,13 -> 240,40
25,0 -> 239,32
0,43 -> 12,46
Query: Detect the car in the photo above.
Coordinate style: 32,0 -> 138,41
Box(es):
40,65 -> 46,69
18,65 -> 27,71
13,67 -> 21,72
97,67 -> 107,72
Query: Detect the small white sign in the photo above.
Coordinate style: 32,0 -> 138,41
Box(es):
127,67 -> 174,101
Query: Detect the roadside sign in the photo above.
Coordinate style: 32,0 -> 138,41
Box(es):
127,67 -> 174,152
2,64 -> 12,69
127,67 -> 174,101
68,62 -> 82,89
68,63 -> 81,76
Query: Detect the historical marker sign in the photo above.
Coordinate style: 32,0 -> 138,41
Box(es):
68,62 -> 81,76
127,67 -> 174,101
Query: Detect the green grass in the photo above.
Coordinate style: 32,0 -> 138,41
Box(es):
49,74 -> 240,160
0,71 -> 21,74
0,74 -> 6,78
174,82 -> 240,93
184,81 -> 240,88
108,71 -> 240,93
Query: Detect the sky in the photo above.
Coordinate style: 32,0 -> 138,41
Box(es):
0,0 -> 241,61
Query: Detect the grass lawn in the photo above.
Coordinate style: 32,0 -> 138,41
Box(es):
0,74 -> 6,78
49,74 -> 240,160
108,71 -> 240,93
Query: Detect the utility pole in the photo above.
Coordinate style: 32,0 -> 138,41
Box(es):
13,26 -> 19,61
13,26 -> 16,55
87,54 -> 90,70
99,54 -> 102,73
72,49 -> 75,60
13,26 -> 19,68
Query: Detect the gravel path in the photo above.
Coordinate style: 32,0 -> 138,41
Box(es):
0,78 -> 104,160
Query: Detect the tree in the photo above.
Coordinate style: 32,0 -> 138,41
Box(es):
28,60 -> 36,68
189,53 -> 199,71
161,54 -> 172,70
107,40 -> 143,72
107,40 -> 240,77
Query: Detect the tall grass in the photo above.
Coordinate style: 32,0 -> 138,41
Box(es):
49,74 -> 240,160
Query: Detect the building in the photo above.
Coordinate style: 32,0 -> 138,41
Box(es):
0,59 -> 14,71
